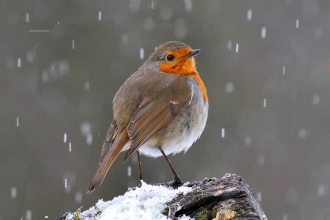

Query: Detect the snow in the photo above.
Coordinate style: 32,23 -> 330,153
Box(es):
65,181 -> 193,220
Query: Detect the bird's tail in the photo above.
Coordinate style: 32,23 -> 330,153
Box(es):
86,131 -> 129,193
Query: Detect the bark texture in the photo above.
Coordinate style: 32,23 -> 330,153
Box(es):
164,173 -> 268,220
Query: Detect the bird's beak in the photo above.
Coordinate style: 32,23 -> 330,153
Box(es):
186,49 -> 201,58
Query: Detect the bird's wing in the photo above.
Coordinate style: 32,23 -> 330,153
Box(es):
87,120 -> 130,193
124,90 -> 192,161
99,119 -> 117,165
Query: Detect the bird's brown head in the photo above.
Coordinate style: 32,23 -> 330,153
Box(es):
147,41 -> 201,76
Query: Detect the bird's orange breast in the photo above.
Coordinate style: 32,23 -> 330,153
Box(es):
191,73 -> 208,103
158,48 -> 208,102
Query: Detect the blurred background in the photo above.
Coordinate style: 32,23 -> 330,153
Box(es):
1,0 -> 330,219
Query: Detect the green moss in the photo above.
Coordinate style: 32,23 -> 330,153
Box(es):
73,207 -> 82,220
161,207 -> 169,216
195,207 -> 208,220
211,207 -> 218,218
236,208 -> 250,215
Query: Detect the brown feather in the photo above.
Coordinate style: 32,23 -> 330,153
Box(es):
99,120 -> 117,165
123,90 -> 192,161
87,124 -> 129,193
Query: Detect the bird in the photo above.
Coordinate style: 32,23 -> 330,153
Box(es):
87,41 -> 208,193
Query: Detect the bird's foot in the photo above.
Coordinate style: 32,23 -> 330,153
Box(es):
166,176 -> 183,189
137,180 -> 143,188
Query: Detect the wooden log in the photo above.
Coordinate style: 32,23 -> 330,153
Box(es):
56,173 -> 267,220
163,173 -> 268,220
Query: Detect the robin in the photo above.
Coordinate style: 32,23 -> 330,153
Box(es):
87,41 -> 208,193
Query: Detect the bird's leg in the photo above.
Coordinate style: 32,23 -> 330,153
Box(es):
158,147 -> 183,188
136,150 -> 143,187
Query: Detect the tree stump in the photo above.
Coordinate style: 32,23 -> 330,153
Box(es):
56,173 -> 267,220
163,173 -> 268,220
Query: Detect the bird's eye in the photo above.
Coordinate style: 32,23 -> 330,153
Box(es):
166,54 -> 174,61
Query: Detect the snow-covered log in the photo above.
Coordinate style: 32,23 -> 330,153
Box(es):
57,173 -> 267,220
